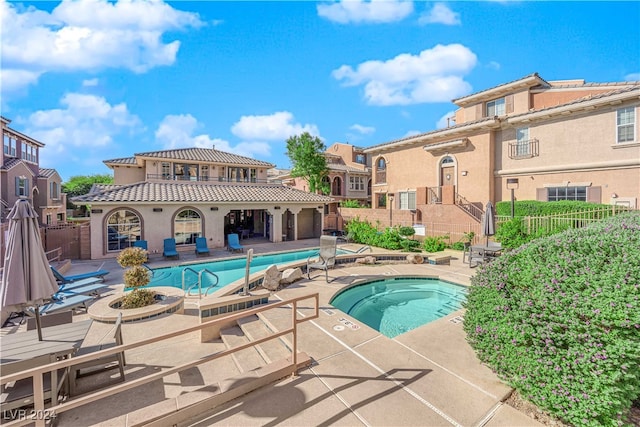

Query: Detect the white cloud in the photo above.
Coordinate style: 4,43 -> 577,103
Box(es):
350,124 -> 375,135
624,72 -> 640,81
418,3 -> 460,26
332,44 -> 477,106
82,78 -> 99,87
317,0 -> 413,24
0,0 -> 204,94
231,111 -> 319,141
22,93 -> 142,170
155,114 -> 271,159
436,110 -> 457,129
486,61 -> 501,70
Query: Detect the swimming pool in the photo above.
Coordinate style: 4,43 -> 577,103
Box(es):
140,248 -> 345,293
330,277 -> 467,338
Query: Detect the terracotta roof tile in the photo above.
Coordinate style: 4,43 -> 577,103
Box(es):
133,148 -> 274,167
73,182 -> 333,204
103,157 -> 137,165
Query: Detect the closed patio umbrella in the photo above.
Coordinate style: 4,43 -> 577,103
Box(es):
482,201 -> 496,246
0,198 -> 59,340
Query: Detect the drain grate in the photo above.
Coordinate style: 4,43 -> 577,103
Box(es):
449,316 -> 464,324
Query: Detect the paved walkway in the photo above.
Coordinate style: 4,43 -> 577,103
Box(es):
2,239 -> 542,426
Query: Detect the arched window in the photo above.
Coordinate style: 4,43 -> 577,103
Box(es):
174,209 -> 202,245
332,177 -> 342,196
376,157 -> 387,184
441,156 -> 454,165
106,209 -> 141,252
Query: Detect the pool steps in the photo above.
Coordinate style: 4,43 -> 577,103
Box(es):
220,314 -> 293,373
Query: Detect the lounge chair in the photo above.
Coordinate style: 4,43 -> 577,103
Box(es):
56,276 -> 103,289
50,265 -> 109,284
57,282 -> 109,298
163,238 -> 179,259
195,237 -> 210,255
70,313 -> 126,396
306,236 -> 338,282
29,294 -> 92,316
132,240 -> 148,251
227,233 -> 244,253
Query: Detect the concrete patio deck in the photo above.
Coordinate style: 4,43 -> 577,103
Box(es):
1,239 -> 542,426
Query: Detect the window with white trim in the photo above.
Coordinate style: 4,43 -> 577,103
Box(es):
547,186 -> 587,202
174,209 -> 202,245
349,176 -> 364,191
355,154 -> 366,164
617,107 -> 635,143
487,98 -> 505,116
516,127 -> 530,157
161,162 -> 171,179
399,191 -> 416,210
4,135 -> 17,156
16,177 -> 28,196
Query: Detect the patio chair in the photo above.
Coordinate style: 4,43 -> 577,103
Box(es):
56,282 -> 109,298
306,236 -> 338,282
469,247 -> 487,268
163,238 -> 179,259
50,265 -> 109,284
0,368 -> 68,412
69,313 -> 126,396
29,294 -> 92,316
195,237 -> 210,256
227,233 -> 244,253
132,240 -> 148,250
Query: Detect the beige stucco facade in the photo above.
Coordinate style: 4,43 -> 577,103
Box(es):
362,74 -> 640,228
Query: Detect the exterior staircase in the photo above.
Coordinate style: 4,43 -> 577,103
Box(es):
455,192 -> 484,222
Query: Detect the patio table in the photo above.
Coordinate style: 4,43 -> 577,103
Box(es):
1,319 -> 93,406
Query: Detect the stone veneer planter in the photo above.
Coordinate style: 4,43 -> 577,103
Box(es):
88,287 -> 185,323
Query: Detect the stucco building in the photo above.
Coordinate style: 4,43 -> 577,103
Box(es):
72,147 -> 333,259
1,116 -> 67,225
361,73 -> 639,229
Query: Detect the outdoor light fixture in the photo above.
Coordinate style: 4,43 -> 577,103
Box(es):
506,178 -> 519,218
153,208 -> 163,212
388,193 -> 395,227
611,193 -> 619,199
274,206 -> 281,210
210,207 -> 219,211
461,171 -> 468,176
91,209 -> 103,214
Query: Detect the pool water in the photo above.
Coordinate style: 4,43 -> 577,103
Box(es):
330,277 -> 467,338
140,249 -> 345,293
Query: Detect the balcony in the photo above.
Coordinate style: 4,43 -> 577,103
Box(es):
508,138 -> 539,159
146,174 -> 281,185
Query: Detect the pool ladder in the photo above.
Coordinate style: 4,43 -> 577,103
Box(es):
182,267 -> 219,298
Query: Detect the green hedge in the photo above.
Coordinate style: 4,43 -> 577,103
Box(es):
464,212 -> 640,426
344,217 -> 421,252
495,200 -> 613,217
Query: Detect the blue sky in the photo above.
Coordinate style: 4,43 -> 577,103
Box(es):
2,0 -> 639,182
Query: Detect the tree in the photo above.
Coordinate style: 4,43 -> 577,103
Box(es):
62,174 -> 113,209
285,132 -> 329,194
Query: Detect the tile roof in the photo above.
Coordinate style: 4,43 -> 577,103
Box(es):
0,157 -> 36,174
364,116 -> 498,152
452,73 -> 549,104
508,85 -> 640,120
103,157 -> 137,165
72,182 -> 333,204
38,168 -> 59,178
133,148 -> 274,167
328,163 -> 370,173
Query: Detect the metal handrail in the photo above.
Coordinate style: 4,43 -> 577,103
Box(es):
181,267 -> 199,292
199,269 -> 219,298
455,193 -> 483,222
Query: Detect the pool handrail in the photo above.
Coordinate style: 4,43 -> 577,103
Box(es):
200,269 -> 219,298
181,267 -> 199,294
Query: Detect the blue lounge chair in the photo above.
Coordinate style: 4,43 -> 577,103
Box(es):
30,294 -> 92,316
51,266 -> 109,284
133,240 -> 148,250
55,277 -> 103,289
195,237 -> 210,255
227,233 -> 244,253
163,238 -> 179,259
57,283 -> 109,298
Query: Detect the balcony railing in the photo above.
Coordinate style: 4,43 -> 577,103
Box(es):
146,174 -> 280,185
427,187 -> 442,204
508,138 -> 539,159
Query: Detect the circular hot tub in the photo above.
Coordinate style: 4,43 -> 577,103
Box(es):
88,287 -> 185,323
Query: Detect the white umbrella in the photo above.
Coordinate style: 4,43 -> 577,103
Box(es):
482,201 -> 496,246
0,199 -> 59,340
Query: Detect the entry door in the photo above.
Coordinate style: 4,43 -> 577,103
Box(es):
441,166 -> 455,186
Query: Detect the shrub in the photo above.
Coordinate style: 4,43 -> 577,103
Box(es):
344,218 -> 419,251
340,199 -> 362,208
464,212 -> 640,426
117,246 -> 153,309
422,235 -> 448,252
495,200 -> 612,217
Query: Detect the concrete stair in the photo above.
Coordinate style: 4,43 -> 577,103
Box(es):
220,314 -> 294,373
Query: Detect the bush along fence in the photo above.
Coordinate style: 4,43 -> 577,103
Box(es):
463,212 -> 640,427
